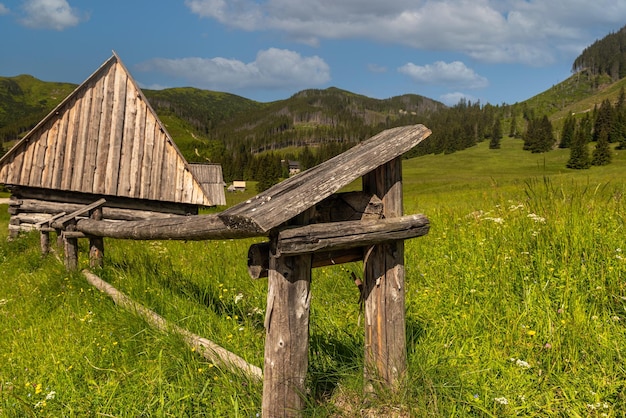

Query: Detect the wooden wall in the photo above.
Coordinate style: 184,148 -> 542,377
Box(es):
0,54 -> 214,207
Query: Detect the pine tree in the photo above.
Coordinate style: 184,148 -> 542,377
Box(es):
592,128 -> 612,166
567,120 -> 591,169
559,114 -> 576,148
489,118 -> 502,149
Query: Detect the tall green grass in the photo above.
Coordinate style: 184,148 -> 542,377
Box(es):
1,138 -> 626,416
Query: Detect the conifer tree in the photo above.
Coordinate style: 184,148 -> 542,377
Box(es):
592,128 -> 612,166
567,119 -> 591,169
489,118 -> 502,149
559,114 -> 576,148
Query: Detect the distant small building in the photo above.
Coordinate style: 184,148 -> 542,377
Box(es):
287,160 -> 301,176
227,181 -> 246,192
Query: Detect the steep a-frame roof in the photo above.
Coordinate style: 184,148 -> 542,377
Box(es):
0,52 -> 214,206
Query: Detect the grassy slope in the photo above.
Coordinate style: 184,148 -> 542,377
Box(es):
1,139 -> 626,416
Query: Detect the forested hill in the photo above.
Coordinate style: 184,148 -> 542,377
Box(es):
572,25 -> 626,80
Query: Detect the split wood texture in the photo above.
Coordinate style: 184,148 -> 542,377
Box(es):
82,270 -> 262,380
0,53 -> 216,206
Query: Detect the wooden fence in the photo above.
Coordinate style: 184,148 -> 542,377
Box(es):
10,124 -> 432,417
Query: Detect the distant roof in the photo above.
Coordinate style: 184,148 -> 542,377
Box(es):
188,163 -> 226,206
0,52 -> 215,207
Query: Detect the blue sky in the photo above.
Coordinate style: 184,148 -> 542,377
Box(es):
1,1 -> 625,106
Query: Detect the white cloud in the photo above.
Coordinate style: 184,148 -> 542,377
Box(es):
440,92 -> 477,106
136,48 -> 330,91
19,0 -> 85,30
398,61 -> 488,89
367,64 -> 387,73
184,0 -> 626,66
0,3 -> 9,15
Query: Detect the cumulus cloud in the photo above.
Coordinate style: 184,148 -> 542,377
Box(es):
0,3 -> 9,15
184,0 -> 626,66
19,0 -> 86,30
398,61 -> 488,89
136,48 -> 330,91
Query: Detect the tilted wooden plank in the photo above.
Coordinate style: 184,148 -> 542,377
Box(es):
51,107 -> 70,189
52,198 -> 107,228
219,124 -> 431,233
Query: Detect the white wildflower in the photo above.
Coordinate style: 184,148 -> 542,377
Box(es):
527,213 -> 546,223
510,358 -> 531,368
484,217 -> 505,224
494,397 -> 509,405
45,390 -> 56,400
234,293 -> 244,303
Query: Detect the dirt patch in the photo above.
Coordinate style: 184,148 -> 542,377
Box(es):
0,198 -> 10,205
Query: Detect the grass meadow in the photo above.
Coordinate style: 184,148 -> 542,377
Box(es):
1,137 -> 626,416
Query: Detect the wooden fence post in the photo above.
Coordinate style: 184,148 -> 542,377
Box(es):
262,234 -> 312,417
89,207 -> 104,268
40,231 -> 50,256
64,222 -> 79,271
362,156 -> 407,392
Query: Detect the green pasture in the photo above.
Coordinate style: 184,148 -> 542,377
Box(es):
1,137 -> 626,416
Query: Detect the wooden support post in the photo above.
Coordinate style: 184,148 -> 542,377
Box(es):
89,207 -> 104,268
64,223 -> 79,271
262,236 -> 312,417
40,230 -> 50,256
362,156 -> 407,392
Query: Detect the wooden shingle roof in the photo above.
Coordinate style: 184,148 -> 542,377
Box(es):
0,52 -> 214,207
188,163 -> 226,206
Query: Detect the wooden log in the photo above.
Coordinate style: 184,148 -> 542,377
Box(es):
11,187 -> 198,216
248,242 -> 364,279
82,270 -> 262,380
12,213 -> 54,224
89,207 -> 104,268
52,198 -> 107,229
15,198 -> 184,221
262,243 -> 312,417
40,231 -> 50,256
362,157 -> 407,392
276,214 -> 429,256
63,231 -> 88,239
64,223 -> 79,271
75,215 -> 264,240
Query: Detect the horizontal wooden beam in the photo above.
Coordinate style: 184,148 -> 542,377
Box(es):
248,242 -> 364,279
74,214 -> 264,240
275,214 -> 429,257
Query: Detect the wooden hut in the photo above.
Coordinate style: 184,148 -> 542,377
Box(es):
0,52 -> 221,236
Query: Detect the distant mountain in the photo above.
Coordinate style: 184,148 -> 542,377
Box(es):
572,25 -> 626,81
0,74 -> 75,142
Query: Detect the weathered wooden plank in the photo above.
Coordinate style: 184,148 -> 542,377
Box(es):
220,125 -> 431,232
128,96 -> 146,198
70,82 -> 93,190
149,123 -> 165,200
51,107 -> 70,189
275,214 -> 429,256
19,138 -> 35,186
93,63 -> 116,195
61,96 -> 81,190
82,74 -> 106,193
104,63 -> 128,195
312,192 -> 383,223
139,109 -> 156,200
32,125 -> 50,186
262,250 -> 311,417
41,118 -> 59,188
75,215 -> 262,240
362,157 -> 407,392
118,76 -> 138,197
